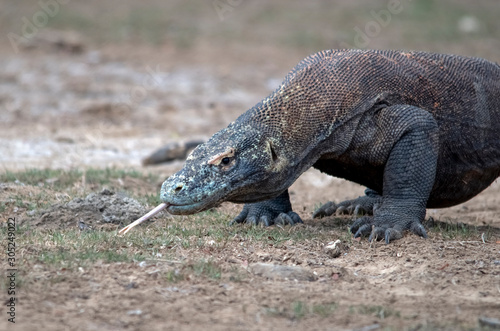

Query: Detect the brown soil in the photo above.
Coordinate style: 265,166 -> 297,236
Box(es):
6,214 -> 500,331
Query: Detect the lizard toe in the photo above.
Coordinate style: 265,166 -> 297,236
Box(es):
259,215 -> 271,227
246,216 -> 258,226
274,212 -> 303,225
312,201 -> 336,218
229,211 -> 247,225
275,213 -> 289,225
410,222 -> 428,238
232,192 -> 300,227
352,214 -> 427,243
353,205 -> 362,216
354,224 -> 372,238
290,211 -> 303,224
384,228 -> 403,244
350,216 -> 372,234
336,205 -> 348,215
368,226 -> 387,242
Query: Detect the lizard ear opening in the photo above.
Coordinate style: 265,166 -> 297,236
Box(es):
267,140 -> 278,163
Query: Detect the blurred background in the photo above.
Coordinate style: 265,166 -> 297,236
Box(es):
1,0 -> 499,170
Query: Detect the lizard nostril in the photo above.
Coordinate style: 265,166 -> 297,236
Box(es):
174,184 -> 184,193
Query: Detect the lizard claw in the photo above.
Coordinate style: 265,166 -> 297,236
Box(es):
350,215 -> 427,243
410,222 -> 428,239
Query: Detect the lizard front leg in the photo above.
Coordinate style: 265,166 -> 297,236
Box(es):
229,190 -> 302,226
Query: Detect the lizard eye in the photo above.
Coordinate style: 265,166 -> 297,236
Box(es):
207,148 -> 235,167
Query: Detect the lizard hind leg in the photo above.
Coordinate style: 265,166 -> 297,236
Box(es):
312,188 -> 382,218
351,105 -> 439,243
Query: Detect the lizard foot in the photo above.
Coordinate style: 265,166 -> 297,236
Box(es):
350,216 -> 427,244
229,191 -> 302,226
312,189 -> 382,218
229,201 -> 302,226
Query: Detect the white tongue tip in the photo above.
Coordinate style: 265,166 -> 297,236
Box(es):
117,203 -> 168,235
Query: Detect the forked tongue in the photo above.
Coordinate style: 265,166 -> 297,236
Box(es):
118,203 -> 169,235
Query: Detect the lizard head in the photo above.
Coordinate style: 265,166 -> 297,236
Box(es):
160,123 -> 289,215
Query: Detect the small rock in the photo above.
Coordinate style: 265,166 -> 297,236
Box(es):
458,16 -> 481,34
125,282 -> 139,290
78,220 -> 92,231
479,316 -> 500,329
324,239 -> 348,258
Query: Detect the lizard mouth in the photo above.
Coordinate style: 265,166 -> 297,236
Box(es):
165,200 -> 212,215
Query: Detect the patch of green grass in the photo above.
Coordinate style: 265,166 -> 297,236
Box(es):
84,168 -> 155,185
38,247 -> 143,266
311,302 -> 339,318
424,217 -> 495,240
3,192 -> 52,211
147,209 -> 321,248
228,266 -> 246,283
3,227 -> 146,268
266,301 -> 338,320
139,193 -> 163,206
405,321 -> 486,331
292,301 -> 308,319
163,260 -> 223,283
165,269 -> 184,283
0,168 -> 159,189
1,271 -> 25,291
436,222 -> 474,239
292,301 -> 338,319
37,231 -> 146,266
0,168 -> 81,189
228,223 -> 314,244
191,260 -> 222,280
349,304 -> 401,320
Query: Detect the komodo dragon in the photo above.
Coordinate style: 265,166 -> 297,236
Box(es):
159,49 -> 500,243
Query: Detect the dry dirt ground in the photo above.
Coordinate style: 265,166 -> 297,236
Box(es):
1,1 -> 500,330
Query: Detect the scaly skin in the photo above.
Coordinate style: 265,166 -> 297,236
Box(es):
160,49 -> 500,243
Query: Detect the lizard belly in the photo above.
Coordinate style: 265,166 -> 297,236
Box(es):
312,158 -> 385,194
428,154 -> 500,208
